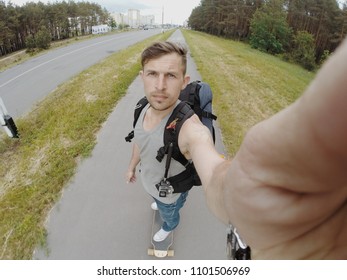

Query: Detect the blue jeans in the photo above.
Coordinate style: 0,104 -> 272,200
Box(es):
154,192 -> 189,232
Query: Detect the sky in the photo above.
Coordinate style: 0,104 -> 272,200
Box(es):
7,0 -> 202,25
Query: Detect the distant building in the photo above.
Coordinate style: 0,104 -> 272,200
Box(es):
142,15 -> 155,26
111,12 -> 126,26
128,9 -> 140,28
110,9 -> 156,29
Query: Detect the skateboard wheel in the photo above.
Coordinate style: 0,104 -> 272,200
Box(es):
167,250 -> 174,257
148,248 -> 154,256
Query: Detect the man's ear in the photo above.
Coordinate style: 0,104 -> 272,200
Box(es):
182,75 -> 190,90
139,70 -> 143,78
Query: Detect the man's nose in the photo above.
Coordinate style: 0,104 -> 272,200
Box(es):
156,74 -> 166,91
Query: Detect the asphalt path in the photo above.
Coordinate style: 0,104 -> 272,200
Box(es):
0,29 -> 161,118
27,29 -> 228,259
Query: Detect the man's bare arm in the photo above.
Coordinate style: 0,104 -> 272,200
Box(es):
181,39 -> 347,259
125,143 -> 141,183
179,114 -> 229,222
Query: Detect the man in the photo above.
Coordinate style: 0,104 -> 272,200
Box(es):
125,41 -> 191,242
127,39 -> 347,259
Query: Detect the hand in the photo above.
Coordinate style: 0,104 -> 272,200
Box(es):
125,143 -> 140,184
125,169 -> 136,184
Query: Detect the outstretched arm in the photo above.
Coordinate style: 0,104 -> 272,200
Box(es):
181,38 -> 347,259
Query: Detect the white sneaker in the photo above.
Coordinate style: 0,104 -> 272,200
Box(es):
151,202 -> 158,211
153,228 -> 171,242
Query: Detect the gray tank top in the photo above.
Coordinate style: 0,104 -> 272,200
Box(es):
134,101 -> 186,203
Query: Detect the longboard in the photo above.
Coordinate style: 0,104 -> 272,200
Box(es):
148,209 -> 174,258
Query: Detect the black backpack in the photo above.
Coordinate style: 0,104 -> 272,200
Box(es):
125,81 -> 217,193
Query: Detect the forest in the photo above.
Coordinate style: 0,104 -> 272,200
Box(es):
188,0 -> 347,69
1,0 -> 347,70
0,1 -> 110,56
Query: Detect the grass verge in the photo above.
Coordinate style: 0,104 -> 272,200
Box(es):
182,29 -> 315,155
0,30 -> 173,259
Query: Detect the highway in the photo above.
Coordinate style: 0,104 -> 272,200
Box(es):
0,29 -> 161,118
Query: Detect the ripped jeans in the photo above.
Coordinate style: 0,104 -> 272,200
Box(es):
153,191 -> 189,232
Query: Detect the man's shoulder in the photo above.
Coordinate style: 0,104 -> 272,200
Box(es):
179,114 -> 212,145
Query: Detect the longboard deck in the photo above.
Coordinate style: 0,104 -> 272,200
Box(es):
148,209 -> 174,258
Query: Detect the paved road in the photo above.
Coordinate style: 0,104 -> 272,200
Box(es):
0,29 -> 161,118
33,30 -> 228,260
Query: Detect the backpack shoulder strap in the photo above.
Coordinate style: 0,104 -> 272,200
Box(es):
125,96 -> 148,142
156,102 -> 194,166
133,97 -> 148,128
157,102 -> 203,193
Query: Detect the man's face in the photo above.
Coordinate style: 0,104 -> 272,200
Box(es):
140,53 -> 190,112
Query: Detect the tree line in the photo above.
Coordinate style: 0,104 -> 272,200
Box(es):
188,0 -> 347,70
0,1 -> 110,56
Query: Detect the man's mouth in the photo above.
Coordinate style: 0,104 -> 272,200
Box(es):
153,95 -> 167,102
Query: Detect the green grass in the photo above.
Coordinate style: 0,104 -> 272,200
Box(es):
0,30 -> 174,259
182,29 -> 315,155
